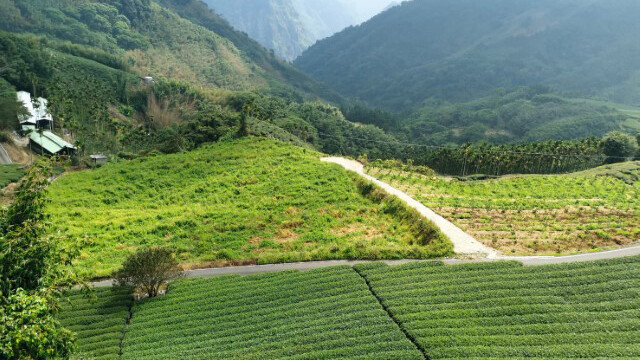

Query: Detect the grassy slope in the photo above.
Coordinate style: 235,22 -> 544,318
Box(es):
366,164 -> 640,255
122,266 -> 422,359
59,287 -> 132,360
48,139 -> 450,278
357,257 -> 640,358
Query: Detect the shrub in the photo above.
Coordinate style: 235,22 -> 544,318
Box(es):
600,131 -> 639,163
115,247 -> 183,298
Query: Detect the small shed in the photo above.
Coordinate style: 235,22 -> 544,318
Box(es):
90,154 -> 108,166
29,131 -> 77,156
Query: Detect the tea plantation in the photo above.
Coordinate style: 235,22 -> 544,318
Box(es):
121,266 -> 422,359
0,164 -> 24,188
366,164 -> 640,255
61,256 -> 640,359
59,287 -> 132,360
356,257 -> 640,358
47,138 -> 450,278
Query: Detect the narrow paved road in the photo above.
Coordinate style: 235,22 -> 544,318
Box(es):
0,144 -> 12,165
321,157 -> 499,258
93,245 -> 640,287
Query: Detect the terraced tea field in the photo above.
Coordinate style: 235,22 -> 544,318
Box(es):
121,266 -> 422,360
366,164 -> 640,255
62,256 -> 640,359
0,164 -> 24,188
356,257 -> 640,358
48,138 -> 450,278
59,287 -> 132,360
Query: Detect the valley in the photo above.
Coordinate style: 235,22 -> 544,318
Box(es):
1,0 -> 639,359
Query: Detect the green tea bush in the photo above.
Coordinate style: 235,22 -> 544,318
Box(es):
120,267 -> 423,360
357,256 -> 640,359
59,287 -> 132,360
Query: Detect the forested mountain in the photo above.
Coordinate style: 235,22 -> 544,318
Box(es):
0,0 -> 397,158
0,0 -> 340,101
204,0 -> 393,61
295,0 -> 640,111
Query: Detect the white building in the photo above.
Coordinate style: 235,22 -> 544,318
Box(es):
16,91 -> 54,132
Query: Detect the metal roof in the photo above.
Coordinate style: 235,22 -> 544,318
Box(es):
29,130 -> 76,154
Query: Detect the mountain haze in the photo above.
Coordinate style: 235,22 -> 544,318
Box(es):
295,0 -> 640,111
204,0 -> 395,61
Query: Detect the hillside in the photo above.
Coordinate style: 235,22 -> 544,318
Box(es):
204,0 -> 394,61
399,88 -> 637,145
47,139 -> 450,278
0,0 -> 343,103
295,0 -> 640,111
61,257 -> 640,359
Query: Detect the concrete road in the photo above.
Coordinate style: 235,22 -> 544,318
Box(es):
92,245 -> 640,287
0,144 -> 11,165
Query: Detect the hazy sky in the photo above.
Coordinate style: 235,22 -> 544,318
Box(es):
340,0 -> 400,23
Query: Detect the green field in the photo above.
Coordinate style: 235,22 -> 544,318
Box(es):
48,138 -> 450,278
356,257 -> 640,358
0,164 -> 25,188
59,287 -> 132,360
122,266 -> 422,359
61,257 -> 640,359
366,163 -> 640,255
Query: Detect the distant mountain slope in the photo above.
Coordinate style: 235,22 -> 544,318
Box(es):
204,0 -> 393,61
0,0 -> 339,101
295,0 -> 640,111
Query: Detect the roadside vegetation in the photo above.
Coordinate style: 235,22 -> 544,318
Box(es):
366,162 -> 640,255
356,257 -> 640,358
48,138 -> 451,278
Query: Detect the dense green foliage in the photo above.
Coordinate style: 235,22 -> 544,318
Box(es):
366,164 -> 640,255
122,266 -> 422,359
364,137 -> 607,176
59,287 -> 132,360
601,131 -> 640,162
296,0 -> 640,111
47,139 -> 451,278
0,78 -> 21,130
0,165 -> 25,189
0,0 -> 336,100
1,160 -> 77,360
356,257 -> 640,358
400,88 -> 635,144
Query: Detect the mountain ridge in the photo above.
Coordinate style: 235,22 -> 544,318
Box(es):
295,0 -> 640,111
